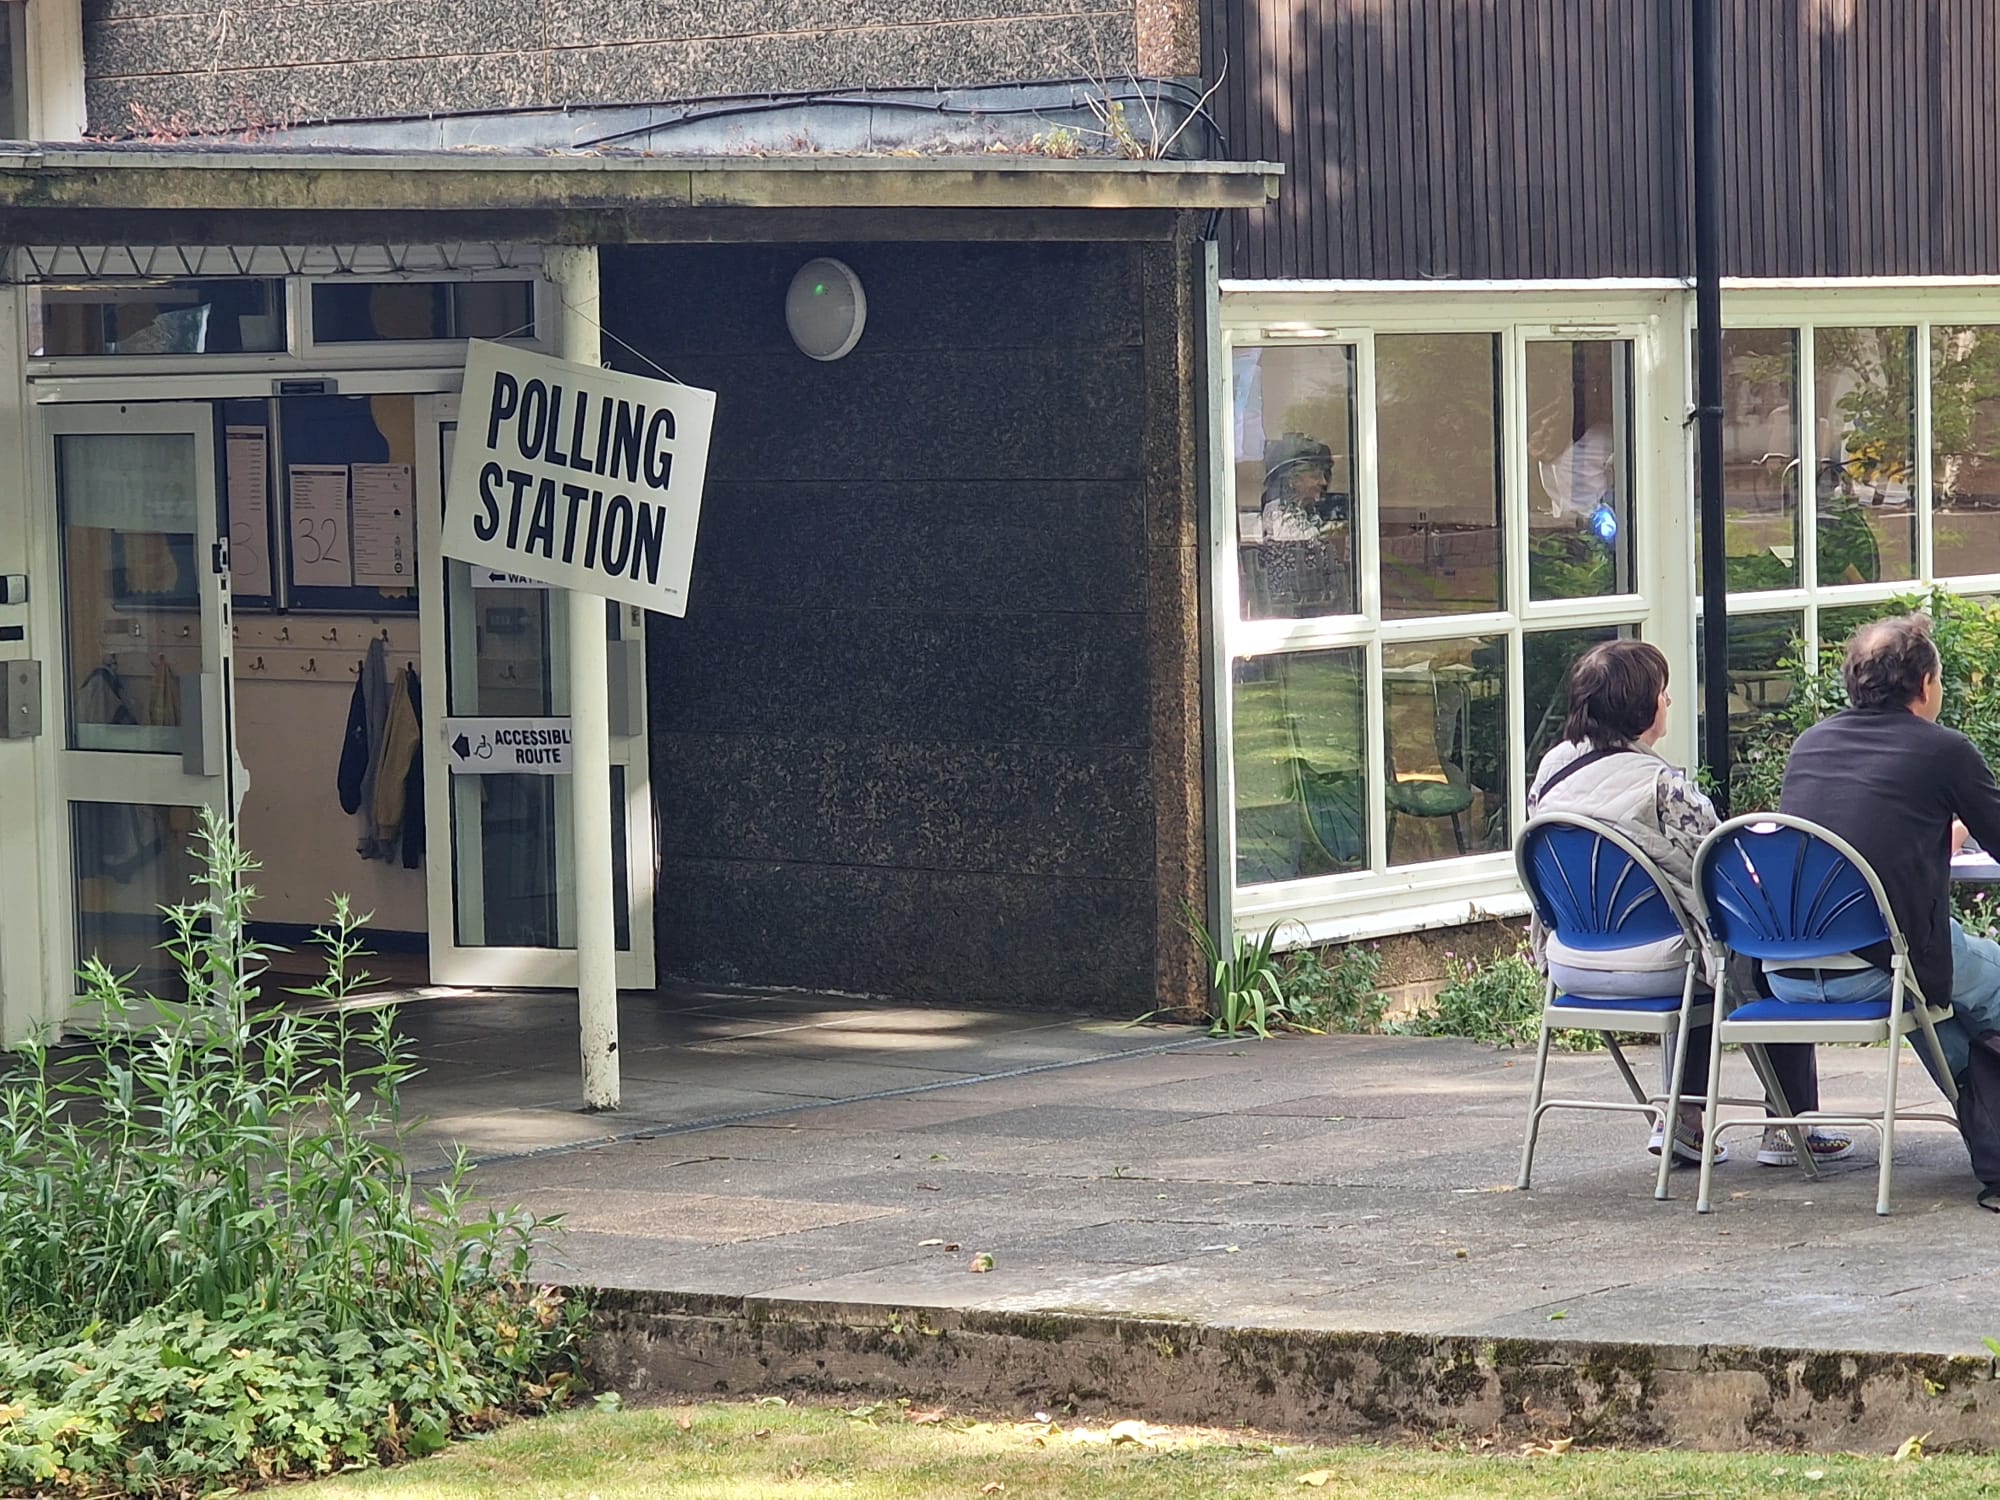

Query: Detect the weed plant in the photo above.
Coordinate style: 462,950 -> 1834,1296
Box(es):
0,812 -> 584,1493
1394,943 -> 1606,1052
1281,942 -> 1388,1034
1173,905 -> 1388,1038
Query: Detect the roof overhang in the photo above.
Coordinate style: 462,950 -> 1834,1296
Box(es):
0,145 -> 1282,246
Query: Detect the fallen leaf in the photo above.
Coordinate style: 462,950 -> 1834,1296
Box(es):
946,1242 -> 962,1252
676,1413 -> 693,1432
752,1427 -> 772,1440
1298,1469 -> 1337,1487
756,1396 -> 789,1408
970,1252 -> 996,1272
1548,1310 -> 1568,1321
919,1238 -> 945,1247
1453,1248 -> 1469,1259
981,1484 -> 1005,1495
907,1409 -> 946,1425
1107,1419 -> 1161,1448
1804,1469 -> 1826,1481
1893,1433 -> 1930,1463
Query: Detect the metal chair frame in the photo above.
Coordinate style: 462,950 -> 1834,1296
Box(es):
1514,812 -> 1763,1201
1692,813 -> 1960,1217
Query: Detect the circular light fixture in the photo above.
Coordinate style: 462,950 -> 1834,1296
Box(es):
786,257 -> 866,361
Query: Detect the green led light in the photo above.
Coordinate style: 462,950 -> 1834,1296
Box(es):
813,283 -> 827,296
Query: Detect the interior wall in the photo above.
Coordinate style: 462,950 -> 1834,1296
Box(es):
232,613 -> 426,933
606,240 -> 1167,1013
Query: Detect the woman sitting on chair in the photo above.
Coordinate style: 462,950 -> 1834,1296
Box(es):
1527,640 -> 1852,1169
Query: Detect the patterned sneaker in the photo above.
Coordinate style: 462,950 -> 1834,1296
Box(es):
1756,1127 -> 1856,1167
1648,1120 -> 1728,1165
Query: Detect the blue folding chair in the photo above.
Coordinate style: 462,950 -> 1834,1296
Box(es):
1692,814 -> 1959,1216
1515,813 -> 1751,1201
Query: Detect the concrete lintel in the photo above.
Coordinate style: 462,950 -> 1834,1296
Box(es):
584,1290 -> 2000,1455
0,148 -> 1281,228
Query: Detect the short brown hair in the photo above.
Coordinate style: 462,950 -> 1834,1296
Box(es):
1561,639 -> 1668,747
1842,614 -> 1940,710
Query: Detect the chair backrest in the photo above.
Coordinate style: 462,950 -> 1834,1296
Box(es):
1515,813 -> 1695,954
1693,813 -> 1902,963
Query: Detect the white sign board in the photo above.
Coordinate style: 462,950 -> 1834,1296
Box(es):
471,568 -> 552,590
442,340 -> 715,616
445,716 -> 572,775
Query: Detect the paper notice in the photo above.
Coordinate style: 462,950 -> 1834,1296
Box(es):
224,427 -> 273,597
288,464 -> 353,587
350,462 -> 415,588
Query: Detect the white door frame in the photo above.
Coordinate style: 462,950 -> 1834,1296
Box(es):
34,401 -> 234,1017
416,393 -> 656,989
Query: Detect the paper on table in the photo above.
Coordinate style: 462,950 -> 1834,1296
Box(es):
288,464 -> 353,587
224,426 -> 273,597
350,462 -> 415,587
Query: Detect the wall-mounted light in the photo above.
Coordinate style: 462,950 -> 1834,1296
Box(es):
786,257 -> 866,361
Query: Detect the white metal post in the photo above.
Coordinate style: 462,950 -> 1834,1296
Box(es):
547,246 -> 621,1110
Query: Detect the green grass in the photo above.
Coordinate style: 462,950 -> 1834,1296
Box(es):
285,1399 -> 2000,1499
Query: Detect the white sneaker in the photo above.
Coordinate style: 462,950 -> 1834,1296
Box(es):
1648,1120 -> 1728,1165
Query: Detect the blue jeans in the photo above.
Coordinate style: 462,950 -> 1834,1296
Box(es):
1765,920 -> 2000,1083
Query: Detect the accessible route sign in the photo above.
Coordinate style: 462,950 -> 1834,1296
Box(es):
444,716 -> 572,775
442,340 -> 716,616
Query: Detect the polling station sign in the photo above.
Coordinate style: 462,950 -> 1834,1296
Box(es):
445,717 -> 572,775
442,340 -> 715,616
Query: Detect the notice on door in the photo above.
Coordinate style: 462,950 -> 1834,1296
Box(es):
444,716 -> 572,775
441,340 -> 715,617
350,463 -> 416,587
288,465 -> 353,587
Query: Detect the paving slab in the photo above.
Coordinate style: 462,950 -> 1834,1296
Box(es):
386,986 -> 2000,1360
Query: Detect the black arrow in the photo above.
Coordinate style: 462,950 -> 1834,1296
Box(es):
451,733 -> 471,760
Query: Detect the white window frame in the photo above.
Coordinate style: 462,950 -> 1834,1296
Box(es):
1699,289 -> 2000,674
1215,289 -> 1684,943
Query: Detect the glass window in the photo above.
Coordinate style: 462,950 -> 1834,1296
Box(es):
1523,623 -> 1633,774
1814,327 -> 1916,585
1231,649 -> 1367,885
1232,345 -> 1358,619
72,802 -> 203,1001
311,280 -> 535,344
1931,326 -> 2000,580
30,279 -> 287,357
1377,334 -> 1503,617
1383,636 -> 1508,866
1716,329 -> 1800,592
1528,341 -> 1635,600
57,432 -> 201,754
1724,609 -> 1802,752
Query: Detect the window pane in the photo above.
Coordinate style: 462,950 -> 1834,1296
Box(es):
1232,345 -> 1358,619
312,281 -> 535,344
1528,342 -> 1635,600
1814,327 -> 1915,585
1712,329 -> 1800,591
30,279 -> 286,357
58,432 -> 201,754
1931,326 -> 2000,579
1693,610 -> 1802,806
1231,649 -> 1367,886
1818,600 -> 1901,661
1524,623 -> 1635,774
1383,636 -> 1508,866
72,802 -> 203,1002
1378,334 -> 1503,617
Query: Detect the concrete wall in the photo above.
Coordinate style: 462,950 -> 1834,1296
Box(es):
605,237 -> 1203,1014
79,0 -> 1198,137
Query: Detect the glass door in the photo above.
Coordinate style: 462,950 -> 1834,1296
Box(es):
416,395 -> 656,989
46,403 -> 233,1001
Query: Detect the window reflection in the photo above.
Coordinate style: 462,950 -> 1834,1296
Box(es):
1528,341 -> 1634,600
1231,649 -> 1367,886
1377,334 -> 1503,617
1383,636 -> 1508,866
1814,327 -> 1915,584
1232,346 -> 1358,620
1713,329 -> 1800,591
1931,326 -> 2000,579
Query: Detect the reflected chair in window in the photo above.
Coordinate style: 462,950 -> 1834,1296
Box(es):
1284,755 -> 1365,871
1382,663 -> 1475,861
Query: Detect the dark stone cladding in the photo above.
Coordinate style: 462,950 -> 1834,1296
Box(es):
604,242 -> 1179,1014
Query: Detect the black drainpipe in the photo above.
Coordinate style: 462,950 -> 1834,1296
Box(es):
1692,0 -> 1730,812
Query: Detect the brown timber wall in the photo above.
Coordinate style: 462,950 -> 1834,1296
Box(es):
1208,0 -> 2000,283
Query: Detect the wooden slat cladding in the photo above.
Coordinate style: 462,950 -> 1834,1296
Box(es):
1209,0 -> 2000,281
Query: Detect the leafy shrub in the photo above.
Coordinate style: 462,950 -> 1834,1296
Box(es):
1280,942 -> 1388,1034
1180,908 -> 1290,1037
0,813 -> 586,1495
1392,943 -> 1605,1052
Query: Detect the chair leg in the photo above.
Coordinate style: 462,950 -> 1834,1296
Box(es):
1696,1003 -> 1728,1214
1657,970 -> 1698,1202
1878,1027 -> 1905,1218
1516,1005 -> 1557,1191
1742,1043 -> 1819,1182
1449,813 -> 1468,855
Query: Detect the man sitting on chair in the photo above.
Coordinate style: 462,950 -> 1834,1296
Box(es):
1777,613 -> 2000,1211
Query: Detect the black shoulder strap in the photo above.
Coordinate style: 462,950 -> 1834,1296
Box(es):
1534,744 -> 1639,801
